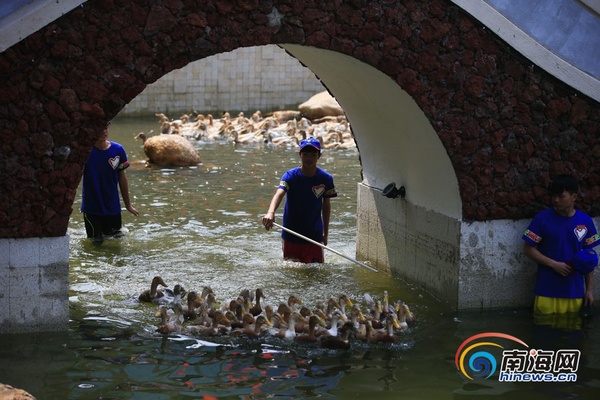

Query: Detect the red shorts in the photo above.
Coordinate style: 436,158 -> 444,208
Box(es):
283,240 -> 324,263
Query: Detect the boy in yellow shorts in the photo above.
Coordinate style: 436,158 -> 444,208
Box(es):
523,175 -> 599,318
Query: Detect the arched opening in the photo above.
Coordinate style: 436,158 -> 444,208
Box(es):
66,44 -> 437,334
282,44 -> 461,218
68,44 -> 462,310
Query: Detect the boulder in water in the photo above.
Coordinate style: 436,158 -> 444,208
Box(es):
299,91 -> 344,120
135,133 -> 201,166
0,383 -> 36,400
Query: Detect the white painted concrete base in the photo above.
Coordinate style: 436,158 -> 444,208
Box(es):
0,236 -> 69,333
356,183 -> 600,310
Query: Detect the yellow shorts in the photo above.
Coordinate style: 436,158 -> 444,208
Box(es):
534,296 -> 582,314
534,296 -> 583,330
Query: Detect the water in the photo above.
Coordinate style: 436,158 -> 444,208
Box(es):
1,116 -> 599,399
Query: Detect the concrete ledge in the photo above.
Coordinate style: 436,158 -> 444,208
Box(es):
0,236 -> 69,334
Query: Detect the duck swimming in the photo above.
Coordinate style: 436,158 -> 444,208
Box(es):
203,292 -> 218,318
317,310 -> 344,338
349,304 -> 368,340
395,301 -> 417,329
369,312 -> 398,344
287,294 -> 303,310
294,315 -> 325,344
382,290 -> 390,315
185,310 -> 229,337
139,276 -> 168,303
183,291 -> 198,321
320,322 -> 357,350
338,294 -> 354,318
156,304 -> 183,334
163,284 -> 187,304
230,313 -> 257,337
146,283 -> 414,348
232,315 -> 271,338
274,312 -> 297,341
249,288 -> 264,316
325,297 -> 341,318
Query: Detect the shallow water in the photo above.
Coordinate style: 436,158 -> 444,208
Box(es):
1,116 -> 599,399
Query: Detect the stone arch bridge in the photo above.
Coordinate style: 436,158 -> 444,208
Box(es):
1,0 -> 599,333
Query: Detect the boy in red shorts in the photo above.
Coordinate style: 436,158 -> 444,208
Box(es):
262,137 -> 337,263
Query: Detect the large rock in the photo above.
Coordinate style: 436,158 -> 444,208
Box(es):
0,384 -> 36,400
299,91 -> 344,120
135,133 -> 202,166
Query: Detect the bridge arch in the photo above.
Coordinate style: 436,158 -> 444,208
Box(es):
1,0 -> 599,332
281,44 -> 461,218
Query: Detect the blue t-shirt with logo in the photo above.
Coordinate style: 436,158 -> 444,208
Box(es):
523,208 -> 600,298
81,141 -> 130,216
278,167 -> 337,243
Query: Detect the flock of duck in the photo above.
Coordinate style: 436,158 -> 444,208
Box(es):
154,109 -> 357,149
138,276 -> 416,349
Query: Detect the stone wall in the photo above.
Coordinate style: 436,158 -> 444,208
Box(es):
1,0 -> 600,239
121,45 -> 325,117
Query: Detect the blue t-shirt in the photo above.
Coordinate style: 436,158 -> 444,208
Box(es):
81,141 -> 130,216
522,208 -> 600,298
278,167 -> 337,243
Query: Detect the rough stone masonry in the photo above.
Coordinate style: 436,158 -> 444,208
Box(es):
0,0 -> 599,239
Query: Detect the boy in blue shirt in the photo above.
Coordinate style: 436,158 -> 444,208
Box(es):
81,124 -> 139,242
262,137 -> 337,263
523,174 -> 599,315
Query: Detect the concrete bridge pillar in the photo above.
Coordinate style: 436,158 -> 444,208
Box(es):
0,237 -> 69,333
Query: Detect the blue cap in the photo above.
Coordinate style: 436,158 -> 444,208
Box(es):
299,136 -> 321,152
570,249 -> 598,274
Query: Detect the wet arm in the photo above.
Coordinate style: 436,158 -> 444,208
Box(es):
322,197 -> 331,245
262,188 -> 286,230
118,170 -> 139,216
584,271 -> 594,306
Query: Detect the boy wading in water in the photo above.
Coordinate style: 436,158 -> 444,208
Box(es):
262,137 -> 337,263
523,174 -> 599,318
